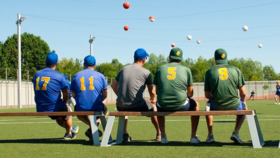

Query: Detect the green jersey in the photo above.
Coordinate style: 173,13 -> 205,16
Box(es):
204,64 -> 245,110
153,62 -> 193,110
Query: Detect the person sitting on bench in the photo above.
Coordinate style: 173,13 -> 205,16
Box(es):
32,52 -> 79,139
153,47 -> 200,144
111,48 -> 161,142
204,48 -> 247,144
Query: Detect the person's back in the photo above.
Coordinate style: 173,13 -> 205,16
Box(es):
33,67 -> 68,112
71,69 -> 107,111
155,62 -> 192,110
116,63 -> 152,109
205,64 -> 244,110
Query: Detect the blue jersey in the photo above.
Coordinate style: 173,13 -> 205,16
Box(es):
277,85 -> 280,92
66,81 -> 72,98
70,69 -> 108,111
32,68 -> 68,112
251,92 -> 255,95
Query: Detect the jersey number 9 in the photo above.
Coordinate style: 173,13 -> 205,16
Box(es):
218,68 -> 228,80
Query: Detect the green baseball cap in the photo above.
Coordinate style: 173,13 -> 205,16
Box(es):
169,47 -> 183,61
214,48 -> 228,64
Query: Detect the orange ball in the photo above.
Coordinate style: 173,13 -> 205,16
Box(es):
123,2 -> 130,9
124,25 -> 129,31
149,16 -> 155,22
171,43 -> 175,47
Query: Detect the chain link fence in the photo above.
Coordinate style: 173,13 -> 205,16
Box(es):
0,68 -> 278,108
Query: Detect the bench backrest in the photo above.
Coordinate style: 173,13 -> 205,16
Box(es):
109,110 -> 255,116
0,111 -> 103,117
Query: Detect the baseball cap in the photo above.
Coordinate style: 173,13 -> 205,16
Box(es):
84,55 -> 96,66
134,48 -> 149,60
214,48 -> 228,64
63,75 -> 68,80
169,47 -> 183,61
46,52 -> 58,65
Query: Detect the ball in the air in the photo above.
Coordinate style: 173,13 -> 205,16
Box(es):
149,16 -> 155,22
258,44 -> 262,48
197,40 -> 201,44
187,35 -> 192,40
171,43 -> 175,47
123,2 -> 130,9
124,25 -> 129,31
243,25 -> 248,32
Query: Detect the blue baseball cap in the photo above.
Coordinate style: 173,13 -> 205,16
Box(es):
84,55 -> 96,66
46,52 -> 58,65
134,48 -> 149,60
63,75 -> 68,80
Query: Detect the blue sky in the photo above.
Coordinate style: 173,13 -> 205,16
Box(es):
1,0 -> 280,72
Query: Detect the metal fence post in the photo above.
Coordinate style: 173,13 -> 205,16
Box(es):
27,71 -> 29,108
6,68 -> 8,109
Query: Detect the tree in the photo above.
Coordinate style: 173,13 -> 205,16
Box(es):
191,56 -> 208,82
56,58 -> 83,77
95,63 -> 118,79
0,33 -> 51,79
263,65 -> 278,80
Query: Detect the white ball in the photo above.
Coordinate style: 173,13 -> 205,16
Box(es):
149,18 -> 155,22
197,40 -> 201,44
258,44 -> 262,48
187,35 -> 192,40
243,25 -> 248,31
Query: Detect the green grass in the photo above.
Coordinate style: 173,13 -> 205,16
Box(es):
1,100 -> 280,158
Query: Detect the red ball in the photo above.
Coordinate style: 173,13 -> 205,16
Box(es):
171,43 -> 175,47
124,25 -> 129,31
123,2 -> 130,9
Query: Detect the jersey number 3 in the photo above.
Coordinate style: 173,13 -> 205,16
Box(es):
35,77 -> 50,91
167,67 -> 177,80
218,68 -> 228,80
80,76 -> 94,91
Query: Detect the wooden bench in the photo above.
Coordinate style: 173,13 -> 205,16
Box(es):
100,110 -> 264,148
0,111 -> 112,145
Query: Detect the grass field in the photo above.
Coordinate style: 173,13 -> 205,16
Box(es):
1,100 -> 280,158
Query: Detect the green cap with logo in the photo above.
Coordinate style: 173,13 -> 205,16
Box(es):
214,48 -> 228,64
169,47 -> 183,61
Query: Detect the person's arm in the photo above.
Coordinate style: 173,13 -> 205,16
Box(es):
205,91 -> 212,99
239,86 -> 247,110
111,79 -> 119,95
102,89 -> 107,101
62,90 -> 69,103
71,91 -> 76,98
187,86 -> 194,98
147,84 -> 156,104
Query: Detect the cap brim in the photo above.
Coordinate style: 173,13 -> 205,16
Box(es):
216,59 -> 228,64
170,55 -> 183,61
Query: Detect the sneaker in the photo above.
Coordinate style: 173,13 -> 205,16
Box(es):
278,103 -> 280,105
71,126 -> 79,138
190,137 -> 201,144
275,102 -> 278,104
206,135 -> 215,143
63,133 -> 74,140
123,134 -> 132,142
156,134 -> 161,141
85,129 -> 93,141
161,138 -> 169,144
230,132 -> 243,144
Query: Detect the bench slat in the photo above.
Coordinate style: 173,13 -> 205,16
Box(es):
0,111 -> 103,117
109,110 -> 254,116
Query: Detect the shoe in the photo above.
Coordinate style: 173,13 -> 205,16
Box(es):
206,134 -> 215,143
85,128 -> 103,141
161,138 -> 169,144
71,126 -> 79,138
123,134 -> 132,142
63,133 -> 74,140
190,137 -> 201,144
230,132 -> 243,144
156,134 -> 161,141
278,103 -> 280,105
275,102 -> 278,104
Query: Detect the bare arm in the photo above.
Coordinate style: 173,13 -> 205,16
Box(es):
147,84 -> 156,104
62,90 -> 69,103
187,86 -> 194,98
155,85 -> 158,95
71,91 -> 76,98
205,91 -> 212,100
239,86 -> 247,110
111,79 -> 119,95
102,89 -> 107,101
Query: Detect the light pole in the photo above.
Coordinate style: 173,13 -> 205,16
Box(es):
16,13 -> 26,109
89,34 -> 96,55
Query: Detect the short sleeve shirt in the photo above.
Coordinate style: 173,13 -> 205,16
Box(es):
70,69 -> 108,111
153,62 -> 193,110
204,64 -> 245,110
32,68 -> 68,112
115,63 -> 152,109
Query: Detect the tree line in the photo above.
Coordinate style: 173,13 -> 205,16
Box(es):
0,33 -> 279,82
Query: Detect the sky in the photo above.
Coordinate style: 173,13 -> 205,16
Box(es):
1,0 -> 280,72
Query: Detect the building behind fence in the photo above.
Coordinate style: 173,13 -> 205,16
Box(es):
0,79 -> 277,108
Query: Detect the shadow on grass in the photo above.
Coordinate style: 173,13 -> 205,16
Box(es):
115,140 -> 278,148
0,138 -> 93,146
213,121 -> 235,123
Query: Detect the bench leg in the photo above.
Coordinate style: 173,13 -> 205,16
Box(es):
116,116 -> 125,144
89,115 -> 101,145
100,116 -> 115,147
246,114 -> 264,148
